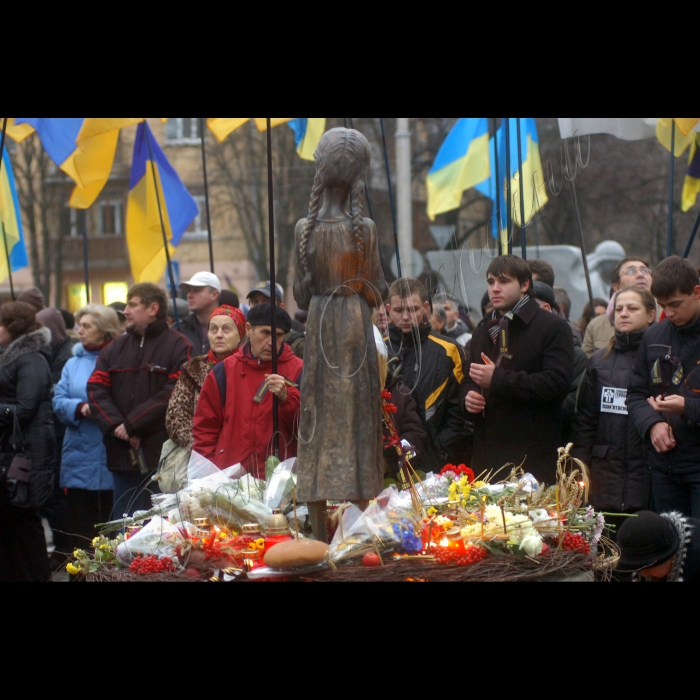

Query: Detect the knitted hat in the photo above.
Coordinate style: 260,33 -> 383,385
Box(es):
17,287 -> 45,312
246,302 -> 292,333
617,511 -> 680,572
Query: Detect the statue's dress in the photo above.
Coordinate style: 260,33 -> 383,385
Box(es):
294,216 -> 388,502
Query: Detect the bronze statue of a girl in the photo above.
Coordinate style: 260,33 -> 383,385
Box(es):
294,127 -> 388,542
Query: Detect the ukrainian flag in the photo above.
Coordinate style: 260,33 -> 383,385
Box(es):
477,118 -> 548,240
427,118 -> 491,221
13,118 -> 143,208
682,134 -> 700,213
126,122 -> 198,284
656,117 -> 700,157
288,118 -> 326,160
0,145 -> 29,283
206,118 -> 294,143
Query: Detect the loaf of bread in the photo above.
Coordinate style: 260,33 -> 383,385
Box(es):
264,539 -> 330,569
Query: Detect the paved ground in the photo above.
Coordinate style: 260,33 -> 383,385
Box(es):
43,518 -> 70,583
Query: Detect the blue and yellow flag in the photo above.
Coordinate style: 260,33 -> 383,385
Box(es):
127,122 -> 198,284
14,118 -> 143,209
682,134 -> 700,213
656,118 -> 700,157
0,145 -> 29,282
476,118 -> 548,247
288,118 -> 326,160
206,118 -> 294,143
427,118 -> 491,221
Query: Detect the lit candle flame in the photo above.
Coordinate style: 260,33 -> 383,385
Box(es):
439,538 -> 449,548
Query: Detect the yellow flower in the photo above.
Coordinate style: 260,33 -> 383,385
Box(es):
66,563 -> 81,576
472,481 -> 487,489
73,549 -> 86,559
92,537 -> 101,548
427,507 -> 438,517
99,544 -> 110,551
254,538 -> 266,550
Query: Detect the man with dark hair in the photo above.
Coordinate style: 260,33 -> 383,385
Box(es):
193,303 -> 303,479
583,258 -> 653,357
627,256 -> 700,517
528,259 -> 555,288
436,294 -> 471,347
248,281 -> 305,358
179,272 -> 222,355
88,282 -> 191,517
385,277 -> 471,473
462,256 -> 574,485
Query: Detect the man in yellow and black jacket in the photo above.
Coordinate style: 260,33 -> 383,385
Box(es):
384,278 -> 472,473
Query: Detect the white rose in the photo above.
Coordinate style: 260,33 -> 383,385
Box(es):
520,535 -> 544,557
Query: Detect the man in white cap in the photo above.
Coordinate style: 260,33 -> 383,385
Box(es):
178,271 -> 222,355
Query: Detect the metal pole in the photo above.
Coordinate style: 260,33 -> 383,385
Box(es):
569,174 -> 596,319
396,118 -> 413,279
667,120 -> 676,258
516,118 -> 527,260
492,118 -> 503,256
266,118 -> 280,459
143,124 -> 180,329
0,118 -> 7,183
504,118 -> 512,254
682,206 -> 700,259
379,118 -> 402,278
1,222 -> 15,300
198,118 -> 215,274
81,210 -> 91,304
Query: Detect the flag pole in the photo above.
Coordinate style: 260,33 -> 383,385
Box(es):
266,118 -> 280,459
0,119 -> 16,300
492,118 -> 504,256
143,123 -> 181,330
504,118 -> 513,254
667,120 -> 676,258
1,223 -> 15,301
516,118 -> 528,260
81,210 -> 91,304
568,161 -> 596,320
682,206 -> 700,259
198,118 -> 215,274
379,118 -> 402,278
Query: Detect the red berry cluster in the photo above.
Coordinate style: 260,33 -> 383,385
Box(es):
434,545 -> 488,567
560,533 -> 591,555
130,555 -> 175,575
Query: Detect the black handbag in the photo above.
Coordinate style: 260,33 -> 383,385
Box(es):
0,407 -> 48,510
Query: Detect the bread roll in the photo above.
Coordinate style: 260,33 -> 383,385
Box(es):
264,539 -> 329,569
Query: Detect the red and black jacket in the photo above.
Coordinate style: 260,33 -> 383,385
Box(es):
88,318 -> 191,473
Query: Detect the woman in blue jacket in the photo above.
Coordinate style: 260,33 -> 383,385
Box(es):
53,305 -> 122,554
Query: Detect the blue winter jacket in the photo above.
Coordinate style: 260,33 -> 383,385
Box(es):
53,344 -> 114,491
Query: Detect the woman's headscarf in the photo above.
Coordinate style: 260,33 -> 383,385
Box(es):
206,305 -> 247,366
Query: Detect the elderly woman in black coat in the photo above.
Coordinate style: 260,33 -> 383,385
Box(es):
573,286 -> 657,532
0,302 -> 56,582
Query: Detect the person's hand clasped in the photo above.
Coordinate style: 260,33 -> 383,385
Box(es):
266,374 -> 289,403
466,390 -> 486,415
80,403 -> 92,419
469,353 -> 496,390
650,422 -> 676,454
648,394 -> 685,416
129,436 -> 141,451
114,424 -> 130,442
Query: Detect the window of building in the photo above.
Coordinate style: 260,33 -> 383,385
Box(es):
65,284 -> 92,313
99,200 -> 123,235
183,196 -> 209,240
60,206 -> 80,238
103,282 -> 129,306
165,118 -> 201,145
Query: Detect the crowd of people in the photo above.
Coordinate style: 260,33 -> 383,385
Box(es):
1,251 -> 698,583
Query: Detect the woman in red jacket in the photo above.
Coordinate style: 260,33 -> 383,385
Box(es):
192,304 -> 303,479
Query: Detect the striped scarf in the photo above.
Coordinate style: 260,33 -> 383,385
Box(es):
488,295 -> 530,359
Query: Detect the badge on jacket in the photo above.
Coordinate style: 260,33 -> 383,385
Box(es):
601,387 -> 628,415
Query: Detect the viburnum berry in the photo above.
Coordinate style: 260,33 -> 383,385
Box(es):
559,533 -> 591,555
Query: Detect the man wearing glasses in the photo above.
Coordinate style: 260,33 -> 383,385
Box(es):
582,259 -> 654,357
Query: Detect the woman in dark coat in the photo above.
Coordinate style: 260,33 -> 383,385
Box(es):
573,286 -> 657,529
294,128 -> 388,541
0,302 -> 56,582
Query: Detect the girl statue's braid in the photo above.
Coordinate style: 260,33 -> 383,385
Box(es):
299,168 -> 324,278
351,179 -> 366,281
